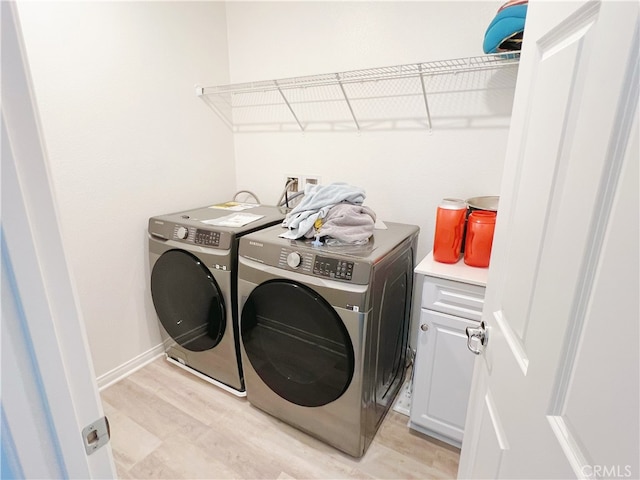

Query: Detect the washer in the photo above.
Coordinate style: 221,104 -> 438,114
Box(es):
148,203 -> 285,395
237,222 -> 419,456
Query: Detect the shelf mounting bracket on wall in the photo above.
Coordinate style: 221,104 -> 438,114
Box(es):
418,65 -> 433,133
275,80 -> 305,132
336,73 -> 360,131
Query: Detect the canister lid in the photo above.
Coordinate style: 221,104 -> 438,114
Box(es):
438,198 -> 467,210
466,195 -> 499,211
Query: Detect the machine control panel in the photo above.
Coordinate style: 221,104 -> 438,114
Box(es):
313,255 -> 354,281
194,228 -> 221,247
258,245 -> 369,284
153,221 -> 231,250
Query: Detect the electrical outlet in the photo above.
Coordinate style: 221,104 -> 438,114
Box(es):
284,174 -> 321,194
285,175 -> 301,193
302,175 -> 321,188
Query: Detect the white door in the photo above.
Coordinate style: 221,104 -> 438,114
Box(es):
2,3 -> 116,477
459,1 -> 639,478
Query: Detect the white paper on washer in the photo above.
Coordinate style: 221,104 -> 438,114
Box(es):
208,202 -> 259,211
203,213 -> 264,227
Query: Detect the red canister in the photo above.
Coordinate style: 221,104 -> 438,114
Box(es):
464,210 -> 497,268
433,198 -> 467,264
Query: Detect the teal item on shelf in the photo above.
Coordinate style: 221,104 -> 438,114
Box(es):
483,4 -> 528,54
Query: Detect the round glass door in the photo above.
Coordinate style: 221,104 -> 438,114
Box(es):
241,279 -> 354,407
151,249 -> 225,352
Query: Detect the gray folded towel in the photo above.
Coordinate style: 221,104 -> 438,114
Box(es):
305,203 -> 376,244
281,182 -> 366,239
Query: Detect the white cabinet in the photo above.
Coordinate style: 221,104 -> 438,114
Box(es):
409,252 -> 488,448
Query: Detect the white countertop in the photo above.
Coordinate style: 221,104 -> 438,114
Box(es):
415,251 -> 489,287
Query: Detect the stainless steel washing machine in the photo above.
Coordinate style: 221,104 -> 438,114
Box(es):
148,202 -> 285,395
237,222 -> 419,456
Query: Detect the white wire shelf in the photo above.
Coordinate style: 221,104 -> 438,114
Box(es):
197,52 -> 520,133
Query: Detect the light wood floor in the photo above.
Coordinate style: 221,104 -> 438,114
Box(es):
101,358 -> 460,479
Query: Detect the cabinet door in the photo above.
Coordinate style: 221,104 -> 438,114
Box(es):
410,309 -> 478,446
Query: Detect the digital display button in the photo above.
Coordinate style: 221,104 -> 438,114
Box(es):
194,229 -> 221,247
313,256 -> 354,281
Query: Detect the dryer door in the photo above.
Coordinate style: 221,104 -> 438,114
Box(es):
151,249 -> 225,352
241,279 -> 355,407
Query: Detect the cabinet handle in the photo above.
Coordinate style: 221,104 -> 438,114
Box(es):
465,320 -> 489,355
420,323 -> 429,332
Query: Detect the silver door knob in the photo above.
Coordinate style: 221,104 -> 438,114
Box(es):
466,321 -> 489,355
420,323 -> 429,331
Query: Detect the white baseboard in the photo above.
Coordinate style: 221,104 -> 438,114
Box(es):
97,344 -> 165,391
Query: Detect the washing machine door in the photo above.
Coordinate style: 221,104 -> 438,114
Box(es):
241,279 -> 354,407
151,249 -> 225,352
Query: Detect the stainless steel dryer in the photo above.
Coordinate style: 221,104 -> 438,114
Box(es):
237,222 -> 419,456
148,203 -> 285,395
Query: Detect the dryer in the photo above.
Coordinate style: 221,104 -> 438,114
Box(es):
148,203 -> 285,395
237,222 -> 419,456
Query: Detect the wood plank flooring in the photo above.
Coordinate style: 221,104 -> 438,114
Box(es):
101,358 -> 460,479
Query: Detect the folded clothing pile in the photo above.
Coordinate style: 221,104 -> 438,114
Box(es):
483,0 -> 528,54
280,183 -> 376,243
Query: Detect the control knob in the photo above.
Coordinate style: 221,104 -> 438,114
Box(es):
176,226 -> 189,240
287,252 -> 302,268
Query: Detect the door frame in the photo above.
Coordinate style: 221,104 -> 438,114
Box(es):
1,2 -> 116,477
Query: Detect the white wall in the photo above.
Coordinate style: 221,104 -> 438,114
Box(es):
16,1 -> 235,379
226,1 -> 514,261
15,0 -> 515,380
